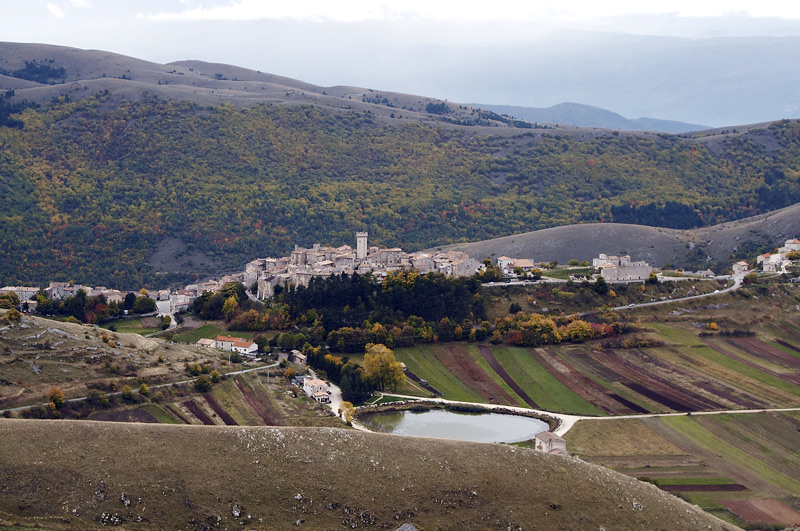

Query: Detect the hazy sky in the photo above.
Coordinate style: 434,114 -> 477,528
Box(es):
3,0 -> 800,123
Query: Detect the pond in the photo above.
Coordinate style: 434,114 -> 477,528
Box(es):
358,408 -> 549,444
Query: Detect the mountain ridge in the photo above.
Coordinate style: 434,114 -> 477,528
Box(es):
2,41 -> 800,288
471,102 -> 710,133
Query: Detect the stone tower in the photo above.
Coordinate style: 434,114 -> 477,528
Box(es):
356,232 -> 368,260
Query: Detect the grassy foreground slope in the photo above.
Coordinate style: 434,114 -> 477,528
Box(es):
0,420 -> 734,530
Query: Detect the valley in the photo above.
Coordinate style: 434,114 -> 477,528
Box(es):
3,268 -> 800,528
3,40 -> 800,530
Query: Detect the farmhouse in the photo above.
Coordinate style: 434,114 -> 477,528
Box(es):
215,335 -> 258,355
196,338 -> 216,348
290,350 -> 307,366
302,377 -> 330,403
495,256 -> 536,275
732,261 -> 750,275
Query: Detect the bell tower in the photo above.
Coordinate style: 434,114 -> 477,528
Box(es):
356,232 -> 368,260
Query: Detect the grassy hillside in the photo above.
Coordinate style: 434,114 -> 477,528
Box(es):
437,202 -> 800,270
0,419 -> 735,530
2,43 -> 800,287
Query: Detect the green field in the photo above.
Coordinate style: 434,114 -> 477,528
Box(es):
490,346 -> 604,415
173,323 -> 226,344
464,344 -> 529,408
392,344 -> 603,415
654,477 -> 736,486
661,415 -> 800,496
393,346 -> 484,402
140,404 -> 182,424
102,318 -> 160,336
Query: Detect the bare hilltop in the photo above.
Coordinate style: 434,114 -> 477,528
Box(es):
0,419 -> 735,530
436,202 -> 800,269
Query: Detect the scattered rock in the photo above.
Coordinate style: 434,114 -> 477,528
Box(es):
99,512 -> 123,526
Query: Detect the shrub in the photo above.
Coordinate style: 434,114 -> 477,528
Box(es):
194,375 -> 213,393
121,385 -> 134,401
48,386 -> 65,409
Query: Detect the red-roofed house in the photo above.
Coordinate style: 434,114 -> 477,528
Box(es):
215,335 -> 258,355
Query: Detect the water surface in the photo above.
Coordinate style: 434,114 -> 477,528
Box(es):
360,408 -> 548,444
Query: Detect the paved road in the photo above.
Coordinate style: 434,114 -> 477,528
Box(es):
610,273 -> 744,311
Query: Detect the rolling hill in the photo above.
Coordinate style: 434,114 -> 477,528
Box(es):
435,202 -> 800,270
0,419 -> 735,530
471,102 -> 710,133
2,42 -> 800,288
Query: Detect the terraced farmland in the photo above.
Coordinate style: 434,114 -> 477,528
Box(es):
565,412 -> 800,527
394,317 -> 800,417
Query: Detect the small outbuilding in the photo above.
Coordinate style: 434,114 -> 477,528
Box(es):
535,431 -> 568,455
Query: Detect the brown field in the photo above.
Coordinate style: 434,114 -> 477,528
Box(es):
87,408 -> 158,424
182,399 -> 214,425
722,499 -> 800,526
660,484 -> 747,492
0,419 -> 736,530
433,345 -> 515,405
533,347 -> 633,414
565,418 -> 688,458
233,376 -> 281,425
478,345 -> 538,407
729,336 -> 800,370
203,394 -> 238,425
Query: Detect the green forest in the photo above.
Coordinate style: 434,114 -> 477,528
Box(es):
2,91 -> 800,289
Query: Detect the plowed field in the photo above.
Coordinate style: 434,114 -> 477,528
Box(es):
433,345 -> 515,405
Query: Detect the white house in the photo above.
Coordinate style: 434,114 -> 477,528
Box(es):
302,378 -> 330,402
215,335 -> 258,355
732,261 -> 750,275
783,238 -> 800,252
496,256 -> 515,273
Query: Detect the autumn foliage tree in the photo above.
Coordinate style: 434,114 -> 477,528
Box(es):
363,343 -> 405,392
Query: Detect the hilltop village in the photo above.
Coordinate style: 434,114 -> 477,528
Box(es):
242,232 -> 480,299
2,234 -> 799,320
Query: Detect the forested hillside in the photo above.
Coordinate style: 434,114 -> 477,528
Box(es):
2,90 -> 800,288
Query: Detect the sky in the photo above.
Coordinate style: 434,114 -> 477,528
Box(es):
3,1 -> 800,124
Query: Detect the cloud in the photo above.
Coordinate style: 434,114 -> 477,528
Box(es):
47,2 -> 66,18
70,0 -> 90,7
145,0 -> 800,23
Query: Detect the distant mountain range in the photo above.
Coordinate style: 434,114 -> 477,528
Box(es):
471,102 -> 709,133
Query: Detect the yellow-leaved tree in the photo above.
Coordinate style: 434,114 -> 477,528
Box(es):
363,343 -> 405,392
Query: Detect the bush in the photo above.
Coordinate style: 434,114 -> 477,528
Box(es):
48,386 -> 65,409
121,385 -> 134,401
194,375 -> 213,393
